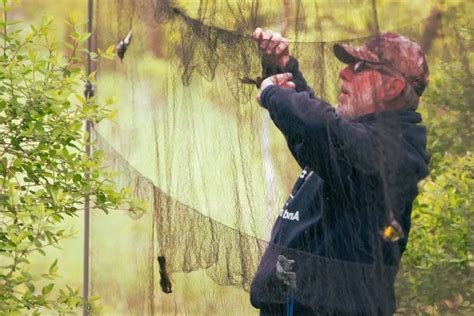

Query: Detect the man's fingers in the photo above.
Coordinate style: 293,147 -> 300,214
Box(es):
275,39 -> 288,55
269,73 -> 295,89
260,30 -> 273,51
253,28 -> 291,68
252,27 -> 263,41
257,73 -> 295,105
280,81 -> 296,90
278,55 -> 290,68
272,72 -> 293,85
266,32 -> 282,54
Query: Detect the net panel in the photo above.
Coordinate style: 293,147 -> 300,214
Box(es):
91,0 -> 473,314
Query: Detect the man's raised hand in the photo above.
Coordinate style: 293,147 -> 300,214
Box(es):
256,73 -> 295,105
252,28 -> 290,68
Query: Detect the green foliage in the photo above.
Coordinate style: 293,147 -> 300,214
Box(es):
422,58 -> 473,155
400,153 -> 473,313
0,1 -> 143,314
399,9 -> 474,313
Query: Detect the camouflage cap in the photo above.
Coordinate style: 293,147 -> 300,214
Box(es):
333,32 -> 429,96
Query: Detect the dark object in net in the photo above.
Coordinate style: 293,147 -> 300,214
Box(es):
116,30 -> 133,61
83,81 -> 94,99
239,76 -> 263,88
157,256 -> 172,294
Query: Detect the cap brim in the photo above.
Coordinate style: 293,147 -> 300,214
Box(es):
333,43 -> 380,64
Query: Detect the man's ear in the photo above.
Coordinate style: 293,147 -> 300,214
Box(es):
383,77 -> 405,100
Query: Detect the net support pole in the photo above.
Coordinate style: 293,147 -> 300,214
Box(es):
83,0 -> 94,315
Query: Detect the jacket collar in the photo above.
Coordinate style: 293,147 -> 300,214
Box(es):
352,109 -> 422,125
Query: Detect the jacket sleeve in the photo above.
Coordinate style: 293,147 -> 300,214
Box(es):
260,85 -> 380,182
261,56 -> 315,97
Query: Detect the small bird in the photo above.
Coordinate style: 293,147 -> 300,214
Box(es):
157,256 -> 172,294
115,30 -> 133,61
84,81 -> 94,99
381,218 -> 404,242
239,76 -> 263,88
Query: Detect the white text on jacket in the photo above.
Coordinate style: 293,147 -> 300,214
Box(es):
279,208 -> 300,221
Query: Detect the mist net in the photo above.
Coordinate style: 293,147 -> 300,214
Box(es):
90,0 -> 472,314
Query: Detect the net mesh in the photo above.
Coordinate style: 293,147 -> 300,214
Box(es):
91,0 -> 472,314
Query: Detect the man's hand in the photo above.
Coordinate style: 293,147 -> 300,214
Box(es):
257,73 -> 295,105
252,28 -> 290,68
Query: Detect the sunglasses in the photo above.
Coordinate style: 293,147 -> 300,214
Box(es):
351,60 -> 421,95
352,60 -> 401,78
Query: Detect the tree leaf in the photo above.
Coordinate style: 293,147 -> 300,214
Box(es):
42,283 -> 54,295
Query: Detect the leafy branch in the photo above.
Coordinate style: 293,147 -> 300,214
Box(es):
0,1 -> 144,314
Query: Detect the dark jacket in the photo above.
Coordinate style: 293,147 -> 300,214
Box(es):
250,59 -> 430,314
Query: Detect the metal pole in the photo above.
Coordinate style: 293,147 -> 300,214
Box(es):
83,0 -> 94,315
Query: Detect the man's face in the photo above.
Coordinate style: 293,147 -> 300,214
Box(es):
336,63 -> 386,119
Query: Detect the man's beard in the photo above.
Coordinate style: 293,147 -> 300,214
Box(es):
335,103 -> 356,119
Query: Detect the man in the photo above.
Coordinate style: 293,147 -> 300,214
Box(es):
249,29 -> 430,315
